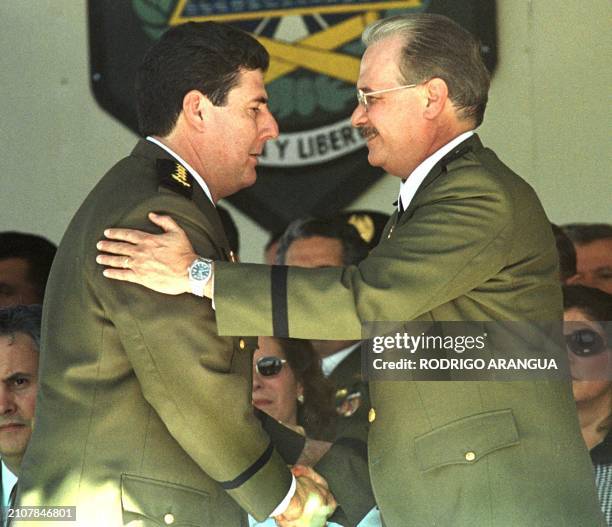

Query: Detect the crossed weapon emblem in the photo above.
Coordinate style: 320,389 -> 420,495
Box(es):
260,12 -> 379,84
169,1 -> 425,84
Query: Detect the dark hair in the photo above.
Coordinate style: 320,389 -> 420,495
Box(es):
563,285 -> 612,322
363,13 -> 490,127
276,217 -> 369,266
562,223 -> 612,246
551,223 -> 577,281
0,304 -> 43,350
279,338 -> 336,441
136,21 -> 270,137
0,232 -> 57,301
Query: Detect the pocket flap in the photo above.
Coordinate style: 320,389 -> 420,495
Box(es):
414,409 -> 520,472
121,474 -> 209,526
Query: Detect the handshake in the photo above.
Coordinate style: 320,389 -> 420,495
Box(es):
274,465 -> 337,527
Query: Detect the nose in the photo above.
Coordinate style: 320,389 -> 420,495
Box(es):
351,102 -> 367,128
252,368 -> 263,391
260,108 -> 280,141
0,386 -> 16,416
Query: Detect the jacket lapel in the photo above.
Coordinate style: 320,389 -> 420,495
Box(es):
401,134 -> 483,222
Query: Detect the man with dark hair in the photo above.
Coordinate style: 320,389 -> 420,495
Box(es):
98,13 -> 604,526
17,22 -> 334,527
0,305 -> 41,519
276,218 -> 369,268
276,218 -> 370,441
0,232 -> 56,307
563,223 -> 612,293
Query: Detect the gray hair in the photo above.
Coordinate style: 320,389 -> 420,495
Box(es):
0,304 -> 42,351
363,13 -> 490,127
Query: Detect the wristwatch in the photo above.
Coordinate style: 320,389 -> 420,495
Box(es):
188,257 -> 213,297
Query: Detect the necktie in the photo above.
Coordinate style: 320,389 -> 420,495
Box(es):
397,198 -> 405,221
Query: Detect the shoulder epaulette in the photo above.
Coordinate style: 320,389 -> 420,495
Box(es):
157,159 -> 193,199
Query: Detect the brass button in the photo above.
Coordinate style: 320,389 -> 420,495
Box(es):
368,408 -> 376,423
239,338 -> 246,350
465,451 -> 476,462
163,513 -> 175,525
335,388 -> 348,399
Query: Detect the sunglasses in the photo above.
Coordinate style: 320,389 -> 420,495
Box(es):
565,329 -> 607,357
255,356 -> 288,377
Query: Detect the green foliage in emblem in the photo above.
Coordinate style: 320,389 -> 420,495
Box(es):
132,0 -> 174,40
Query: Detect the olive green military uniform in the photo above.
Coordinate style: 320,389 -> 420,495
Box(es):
16,141 -> 292,526
213,135 -> 605,526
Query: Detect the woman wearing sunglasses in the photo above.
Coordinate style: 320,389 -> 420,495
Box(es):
251,337 -> 382,527
563,285 -> 611,525
252,337 -> 336,441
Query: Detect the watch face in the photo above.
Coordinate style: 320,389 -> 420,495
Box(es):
191,260 -> 211,281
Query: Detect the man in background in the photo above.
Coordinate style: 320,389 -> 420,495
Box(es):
563,223 -> 612,293
0,305 -> 41,525
0,233 -> 56,307
276,217 -> 370,440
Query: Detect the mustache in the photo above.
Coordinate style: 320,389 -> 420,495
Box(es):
359,127 -> 379,140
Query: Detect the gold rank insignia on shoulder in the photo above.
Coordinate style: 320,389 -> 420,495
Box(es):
172,164 -> 190,188
157,159 -> 193,199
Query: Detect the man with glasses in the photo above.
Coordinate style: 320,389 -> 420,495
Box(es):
98,13 -> 605,526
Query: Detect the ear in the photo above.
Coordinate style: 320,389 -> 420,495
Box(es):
565,273 -> 581,285
422,78 -> 449,120
182,90 -> 209,131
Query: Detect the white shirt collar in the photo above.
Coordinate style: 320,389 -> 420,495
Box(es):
321,342 -> 360,377
397,130 -> 474,212
146,136 -> 215,206
1,460 -> 17,508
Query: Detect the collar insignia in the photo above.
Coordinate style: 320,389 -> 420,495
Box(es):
157,159 -> 193,199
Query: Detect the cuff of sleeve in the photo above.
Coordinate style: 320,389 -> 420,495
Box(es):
269,475 -> 296,518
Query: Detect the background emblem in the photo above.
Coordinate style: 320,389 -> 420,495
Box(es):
89,0 -> 496,232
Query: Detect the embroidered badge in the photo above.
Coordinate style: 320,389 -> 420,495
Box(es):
157,159 -> 193,198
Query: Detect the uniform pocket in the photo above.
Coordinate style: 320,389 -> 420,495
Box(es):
121,473 -> 210,526
414,409 -> 520,472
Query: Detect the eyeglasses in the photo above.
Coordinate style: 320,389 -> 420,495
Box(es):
565,329 -> 607,357
357,84 -> 417,111
255,356 -> 288,377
